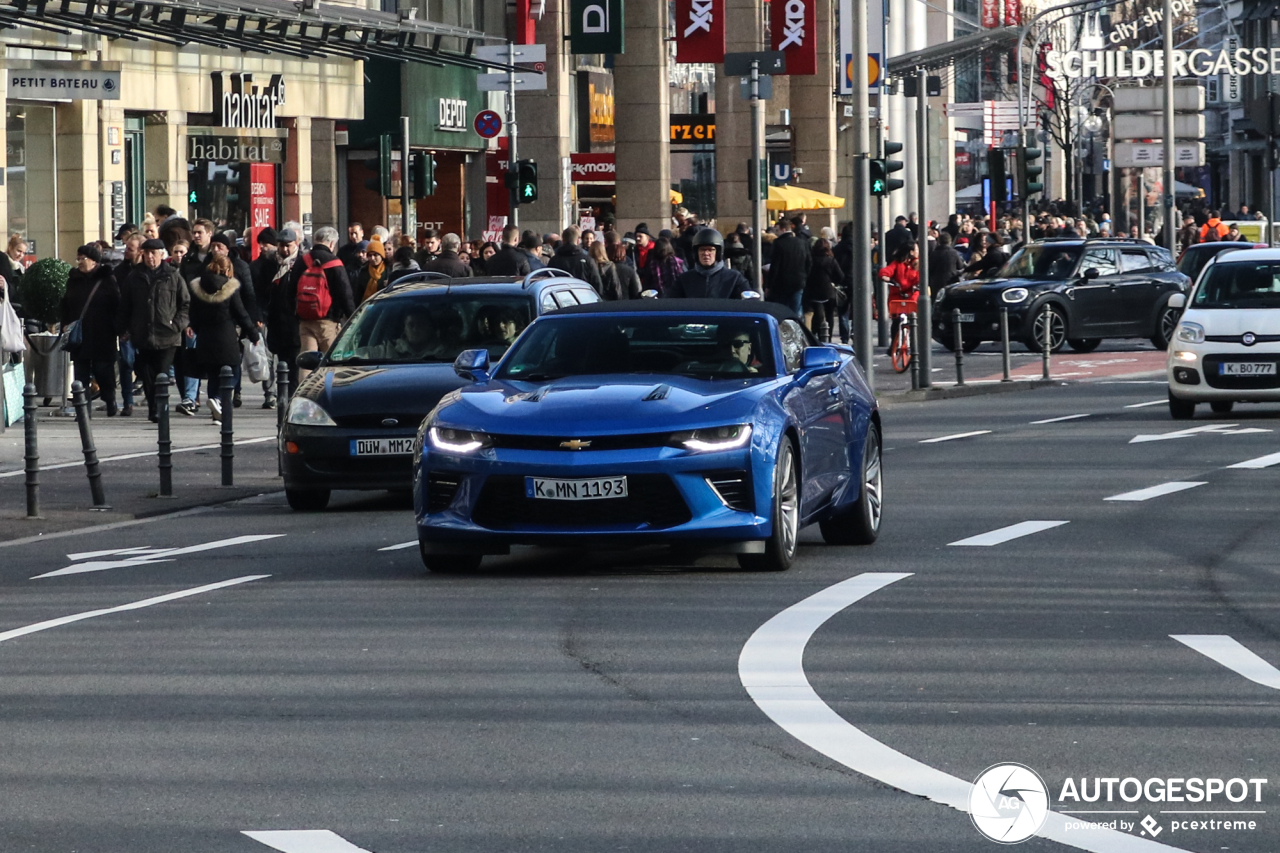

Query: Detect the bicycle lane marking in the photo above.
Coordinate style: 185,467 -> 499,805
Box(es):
738,572 -> 1187,852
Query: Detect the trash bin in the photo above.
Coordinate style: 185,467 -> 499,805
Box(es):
23,332 -> 69,400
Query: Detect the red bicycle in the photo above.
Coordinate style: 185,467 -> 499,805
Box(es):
887,297 -> 918,374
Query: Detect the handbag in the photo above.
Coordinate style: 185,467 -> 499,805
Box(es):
241,336 -> 269,383
2,361 -> 24,426
0,292 -> 24,354
59,279 -> 103,353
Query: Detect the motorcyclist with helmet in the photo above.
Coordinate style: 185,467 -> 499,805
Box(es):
664,228 -> 752,299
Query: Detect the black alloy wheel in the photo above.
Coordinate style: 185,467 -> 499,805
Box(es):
739,438 -> 800,572
1151,302 -> 1181,350
1026,305 -> 1067,353
819,423 -> 882,546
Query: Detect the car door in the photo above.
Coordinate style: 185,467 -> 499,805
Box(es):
1071,248 -> 1123,334
777,319 -> 845,514
1116,248 -> 1159,332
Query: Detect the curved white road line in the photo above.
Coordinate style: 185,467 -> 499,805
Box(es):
738,572 -> 1186,852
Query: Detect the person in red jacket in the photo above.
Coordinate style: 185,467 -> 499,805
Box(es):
880,243 -> 920,359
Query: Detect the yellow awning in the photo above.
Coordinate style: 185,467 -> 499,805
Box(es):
670,188 -> 684,204
765,184 -> 846,211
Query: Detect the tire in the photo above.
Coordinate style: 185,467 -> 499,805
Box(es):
285,488 -> 330,511
1067,338 -> 1101,353
962,338 -> 982,354
820,422 -> 883,546
1210,401 -> 1235,414
738,438 -> 800,572
1151,303 -> 1181,350
1168,392 -> 1196,420
419,543 -> 483,573
1025,305 -> 1067,353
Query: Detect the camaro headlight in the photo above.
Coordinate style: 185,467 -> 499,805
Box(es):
428,426 -> 493,454
1001,287 -> 1029,304
1173,350 -> 1198,362
670,424 -> 752,453
286,397 -> 337,426
1176,322 -> 1205,344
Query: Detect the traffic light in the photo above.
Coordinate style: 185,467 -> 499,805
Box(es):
363,134 -> 392,197
409,152 -> 436,198
872,141 -> 904,196
516,159 -> 538,203
987,148 -> 1007,203
1020,146 -> 1044,198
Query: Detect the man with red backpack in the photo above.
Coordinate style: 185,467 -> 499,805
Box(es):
285,225 -> 355,378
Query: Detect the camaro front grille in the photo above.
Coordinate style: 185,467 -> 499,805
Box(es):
472,474 -> 692,530
488,432 -> 672,451
704,470 -> 753,512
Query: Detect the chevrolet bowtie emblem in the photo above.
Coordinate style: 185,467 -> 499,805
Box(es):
560,439 -> 592,450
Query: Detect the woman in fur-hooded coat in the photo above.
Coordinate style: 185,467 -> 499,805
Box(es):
186,255 -> 260,376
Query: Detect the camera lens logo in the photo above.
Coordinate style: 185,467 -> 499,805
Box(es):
969,763 -> 1050,844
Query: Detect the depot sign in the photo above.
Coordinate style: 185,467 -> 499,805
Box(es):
1047,46 -> 1280,79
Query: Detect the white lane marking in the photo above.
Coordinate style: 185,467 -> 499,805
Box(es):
948,520 -> 1069,546
0,436 -> 274,478
1031,414 -> 1090,424
242,830 -> 373,853
377,541 -> 417,552
919,430 -> 992,444
34,534 -> 285,579
1124,399 -> 1167,408
1170,635 -> 1280,690
1219,427 -> 1273,435
738,572 -> 1185,853
0,575 -> 269,645
1104,481 -> 1206,502
1227,451 -> 1280,469
65,546 -> 168,561
1128,424 -> 1238,444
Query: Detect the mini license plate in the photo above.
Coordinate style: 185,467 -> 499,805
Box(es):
1219,362 -> 1277,376
526,476 -> 628,501
956,313 -> 976,323
350,437 -> 415,456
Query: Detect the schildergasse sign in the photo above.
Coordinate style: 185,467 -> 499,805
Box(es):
1045,0 -> 1280,80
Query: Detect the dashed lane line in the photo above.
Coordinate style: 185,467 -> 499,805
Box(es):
738,572 -> 1185,853
919,430 -> 992,444
1123,399 -> 1167,408
948,520 -> 1069,546
1031,414 -> 1091,424
378,541 -> 417,552
0,575 -> 269,645
243,830 -> 373,853
1227,452 -> 1280,469
1171,635 -> 1280,690
1104,482 -> 1207,502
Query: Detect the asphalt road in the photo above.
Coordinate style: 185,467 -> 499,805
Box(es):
0,381 -> 1277,853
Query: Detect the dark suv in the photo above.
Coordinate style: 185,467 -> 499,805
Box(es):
933,239 -> 1192,353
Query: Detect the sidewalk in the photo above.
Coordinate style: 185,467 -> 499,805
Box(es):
0,383 -> 283,542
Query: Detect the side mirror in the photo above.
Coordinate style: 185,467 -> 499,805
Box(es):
296,351 -> 323,371
1167,292 -> 1186,309
796,346 -> 842,384
1083,268 -> 1100,280
639,289 -> 660,300
454,348 -> 491,382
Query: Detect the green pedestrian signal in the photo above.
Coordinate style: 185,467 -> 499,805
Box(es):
872,142 -> 904,196
1019,146 -> 1044,198
409,152 -> 436,199
516,159 -> 538,204
987,148 -> 1008,203
188,190 -> 198,205
870,159 -> 887,195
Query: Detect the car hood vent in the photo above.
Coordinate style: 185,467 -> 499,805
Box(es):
643,384 -> 672,401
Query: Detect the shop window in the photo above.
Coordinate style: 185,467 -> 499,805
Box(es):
124,116 -> 146,227
7,104 -> 56,257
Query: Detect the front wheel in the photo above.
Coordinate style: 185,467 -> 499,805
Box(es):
820,423 -> 882,545
890,320 -> 914,374
1025,305 -> 1066,353
738,438 -> 800,572
285,488 -> 330,511
1169,392 -> 1196,420
1151,303 -> 1181,350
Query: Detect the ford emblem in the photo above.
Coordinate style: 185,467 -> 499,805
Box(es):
381,418 -> 399,427
1242,332 -> 1256,347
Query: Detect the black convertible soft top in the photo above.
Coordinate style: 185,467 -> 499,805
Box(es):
552,298 -> 799,321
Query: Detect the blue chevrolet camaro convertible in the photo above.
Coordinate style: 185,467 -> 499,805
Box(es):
412,299 -> 882,572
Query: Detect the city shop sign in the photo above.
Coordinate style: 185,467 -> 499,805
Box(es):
1046,46 -> 1280,79
211,72 -> 285,130
187,129 -> 287,164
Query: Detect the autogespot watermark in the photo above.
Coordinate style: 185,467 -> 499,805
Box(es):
969,764 -> 1269,844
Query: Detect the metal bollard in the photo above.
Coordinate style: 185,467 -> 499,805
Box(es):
999,306 -> 1012,382
908,314 -> 921,391
70,381 -> 108,508
876,278 -> 889,348
276,359 -> 289,431
1041,302 -> 1053,381
220,365 -> 235,486
23,383 -> 39,518
951,307 -> 965,386
156,373 -> 173,497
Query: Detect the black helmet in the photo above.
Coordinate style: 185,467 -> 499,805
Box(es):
692,227 -> 724,250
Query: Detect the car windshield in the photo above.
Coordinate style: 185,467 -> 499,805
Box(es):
997,245 -> 1081,280
1193,262 -> 1280,309
328,295 -> 533,364
1179,246 -> 1250,285
498,315 -> 778,381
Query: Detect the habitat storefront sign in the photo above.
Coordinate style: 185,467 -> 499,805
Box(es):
1047,47 -> 1280,79
187,128 -> 287,164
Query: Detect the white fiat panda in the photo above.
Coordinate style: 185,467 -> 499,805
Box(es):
1167,248 -> 1280,419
